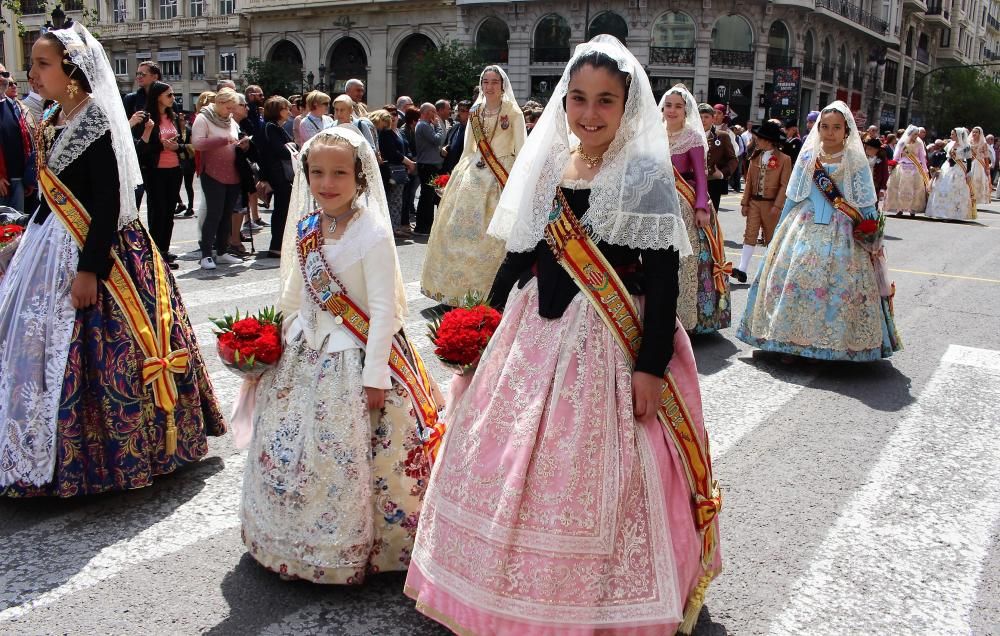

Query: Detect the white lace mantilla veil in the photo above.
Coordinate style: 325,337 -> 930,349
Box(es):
278,126 -> 407,320
785,100 -> 877,207
464,64 -> 519,149
659,84 -> 707,159
487,35 -> 689,256
51,22 -> 143,228
895,124 -> 920,157
946,127 -> 973,160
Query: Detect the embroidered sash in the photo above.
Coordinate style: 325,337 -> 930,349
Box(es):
949,152 -> 977,211
904,148 -> 930,191
543,189 -> 720,624
469,110 -> 509,189
673,166 -> 731,293
811,159 -> 865,224
38,166 -> 188,454
296,212 -> 444,462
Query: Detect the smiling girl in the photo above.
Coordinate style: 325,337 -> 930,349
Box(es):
406,36 -> 721,635
239,127 -> 437,584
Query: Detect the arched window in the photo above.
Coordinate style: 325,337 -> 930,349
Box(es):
837,44 -> 848,85
327,37 -> 366,95
269,40 -> 302,67
852,50 -> 863,88
589,11 -> 628,42
395,34 -> 435,100
821,37 -> 833,81
650,12 -> 696,65
532,13 -> 571,63
710,15 -> 754,69
767,20 -> 790,67
476,17 -> 510,63
803,31 -> 815,76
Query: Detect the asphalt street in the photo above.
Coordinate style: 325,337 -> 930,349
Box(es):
1,187 -> 999,636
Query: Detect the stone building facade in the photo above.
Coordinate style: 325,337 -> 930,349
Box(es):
1,0 -> 995,130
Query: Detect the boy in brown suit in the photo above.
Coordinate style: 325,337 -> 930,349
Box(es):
733,120 -> 792,283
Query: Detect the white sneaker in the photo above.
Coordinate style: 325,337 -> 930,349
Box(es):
216,253 -> 243,265
200,257 -> 217,270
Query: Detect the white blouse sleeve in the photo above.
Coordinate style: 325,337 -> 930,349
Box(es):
360,236 -> 399,389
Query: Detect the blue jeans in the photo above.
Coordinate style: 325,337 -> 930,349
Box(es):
0,178 -> 25,213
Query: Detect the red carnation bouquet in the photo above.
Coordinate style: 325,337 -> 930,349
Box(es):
852,215 -> 884,252
428,293 -> 502,376
430,173 -> 450,198
0,224 -> 24,280
211,306 -> 284,378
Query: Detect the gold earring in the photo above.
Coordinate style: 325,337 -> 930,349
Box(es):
66,79 -> 80,99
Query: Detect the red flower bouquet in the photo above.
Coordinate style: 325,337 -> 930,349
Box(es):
211,306 -> 284,378
852,216 -> 884,252
430,173 -> 451,198
428,293 -> 502,375
0,224 -> 24,280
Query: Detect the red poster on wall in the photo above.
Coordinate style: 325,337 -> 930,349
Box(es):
836,88 -> 849,103
850,92 -> 862,111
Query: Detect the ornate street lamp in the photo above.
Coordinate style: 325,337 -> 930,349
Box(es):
307,71 -> 315,90
317,63 -> 326,92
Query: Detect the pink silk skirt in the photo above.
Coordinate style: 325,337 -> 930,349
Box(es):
406,279 -> 721,634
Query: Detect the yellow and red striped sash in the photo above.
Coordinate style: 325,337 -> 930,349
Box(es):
673,166 -> 731,293
544,189 -> 720,627
470,110 -> 509,189
39,166 -> 188,454
903,149 -> 930,191
296,218 -> 445,462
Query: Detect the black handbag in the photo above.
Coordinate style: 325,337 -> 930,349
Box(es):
388,163 -> 409,185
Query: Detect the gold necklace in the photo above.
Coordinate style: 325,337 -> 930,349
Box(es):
819,144 -> 845,161
575,145 -> 604,169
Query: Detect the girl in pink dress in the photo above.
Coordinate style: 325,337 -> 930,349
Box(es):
405,35 -> 722,635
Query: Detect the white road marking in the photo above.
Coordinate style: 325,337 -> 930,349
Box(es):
768,345 -> 1000,635
182,278 -> 281,310
0,455 -> 245,621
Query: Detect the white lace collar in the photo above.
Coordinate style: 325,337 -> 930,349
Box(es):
668,125 -> 706,157
47,100 -> 109,176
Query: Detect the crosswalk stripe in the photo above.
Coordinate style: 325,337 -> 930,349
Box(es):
767,345 -> 1000,635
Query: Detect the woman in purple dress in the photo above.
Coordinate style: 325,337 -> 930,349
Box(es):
660,84 -> 730,333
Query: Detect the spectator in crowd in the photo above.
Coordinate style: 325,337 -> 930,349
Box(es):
701,102 -> 738,211
191,87 -> 247,270
442,100 -> 471,173
927,139 -> 948,172
234,92 -> 266,231
370,108 -> 415,237
989,133 -> 1000,186
414,102 -> 445,235
0,63 -> 34,213
524,107 -> 542,134
4,79 -> 16,100
731,124 -> 746,192
346,79 -> 368,117
805,110 -> 819,134
22,77 -> 44,124
297,90 -> 333,146
216,79 -> 236,91
400,106 -> 421,231
123,60 -> 160,117
284,94 -> 301,139
254,96 -> 293,258
866,124 -> 879,139
918,127 -> 927,142
175,111 -> 196,217
781,120 -> 803,161
435,99 -> 453,136
713,103 -> 739,155
132,81 -> 183,269
244,84 -> 265,135
196,90 -> 216,113
332,94 -> 377,149
395,95 -> 414,127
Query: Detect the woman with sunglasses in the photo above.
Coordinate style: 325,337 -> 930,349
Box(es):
132,81 -> 182,269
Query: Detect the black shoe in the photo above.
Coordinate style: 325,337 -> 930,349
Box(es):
168,261 -> 179,270
174,205 -> 187,216
731,269 -> 748,283
165,252 -> 178,262
182,210 -> 195,218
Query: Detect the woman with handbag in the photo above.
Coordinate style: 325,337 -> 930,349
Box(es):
371,109 -> 415,238
253,96 -> 294,258
133,81 -> 183,270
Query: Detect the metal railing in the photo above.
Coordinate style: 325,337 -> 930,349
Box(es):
926,1 -> 950,18
766,52 -> 792,68
649,46 -> 696,65
530,47 -> 571,64
838,70 -> 850,85
816,0 -> 890,34
803,59 -> 817,77
710,49 -> 754,69
853,71 -> 864,89
476,46 -> 509,63
822,65 -> 835,82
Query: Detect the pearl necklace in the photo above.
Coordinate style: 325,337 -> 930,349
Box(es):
575,145 -> 604,169
819,146 -> 845,162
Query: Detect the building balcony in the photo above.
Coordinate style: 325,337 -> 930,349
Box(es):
710,49 -> 754,69
22,0 -> 83,13
988,15 -> 1000,32
803,59 -> 817,78
924,1 -> 951,26
816,0 -> 890,35
822,64 -> 835,82
98,13 -> 244,39
649,46 -> 696,66
476,46 -> 509,64
766,52 -> 792,68
902,0 -> 928,11
530,47 -> 571,64
190,72 -> 205,80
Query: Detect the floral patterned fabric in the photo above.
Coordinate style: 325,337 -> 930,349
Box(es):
241,336 -> 429,584
406,279 -> 717,633
927,160 -> 977,220
677,198 -> 730,334
883,165 -> 927,215
737,165 -> 900,361
1,221 -> 226,497
970,145 -> 993,204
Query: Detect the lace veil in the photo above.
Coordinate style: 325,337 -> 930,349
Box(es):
51,22 -> 142,228
946,127 -> 972,160
473,64 -> 517,110
659,84 -> 706,159
487,35 -> 688,255
895,124 -> 920,157
786,100 -> 876,207
279,126 -> 407,319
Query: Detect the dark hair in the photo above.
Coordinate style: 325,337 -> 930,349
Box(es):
481,65 -> 505,90
137,60 -> 162,79
404,106 -> 421,127
457,99 -> 473,110
301,135 -> 367,191
820,107 -> 851,135
567,51 -> 631,92
39,32 -> 93,93
263,95 -> 290,122
146,81 -> 174,120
